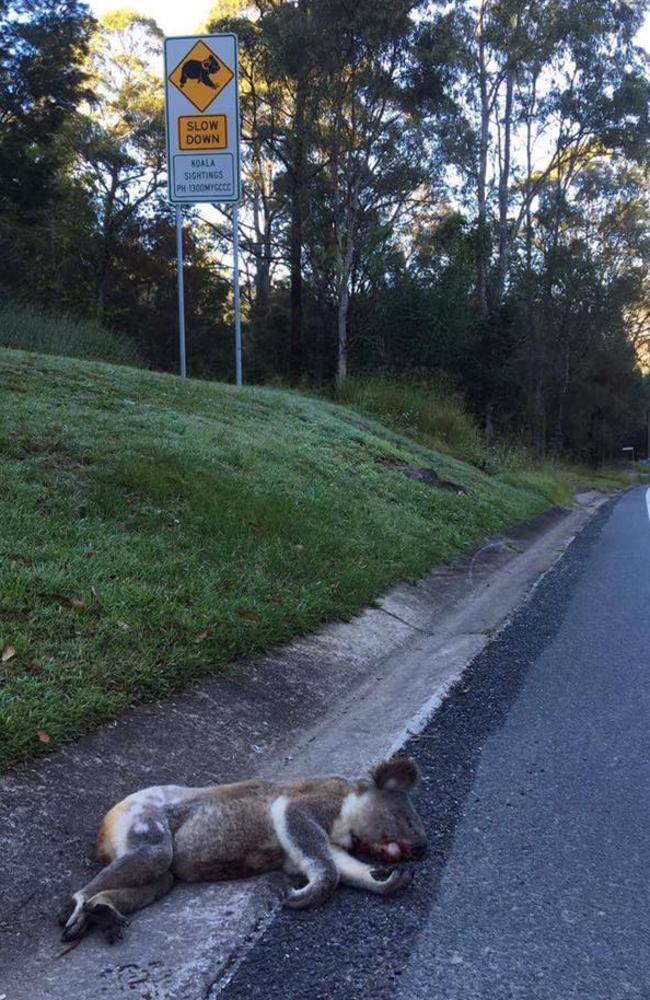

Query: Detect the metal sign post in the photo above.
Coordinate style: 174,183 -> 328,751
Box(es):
164,34 -> 242,381
233,203 -> 242,386
175,205 -> 187,378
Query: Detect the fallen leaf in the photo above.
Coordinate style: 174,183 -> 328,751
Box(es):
117,621 -> 129,630
1,645 -> 16,662
50,593 -> 86,610
194,631 -> 209,643
8,553 -> 34,566
37,730 -> 50,743
237,609 -> 261,623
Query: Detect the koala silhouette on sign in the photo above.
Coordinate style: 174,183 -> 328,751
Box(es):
180,55 -> 220,90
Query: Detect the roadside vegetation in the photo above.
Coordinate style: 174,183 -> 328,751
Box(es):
3,1 -> 650,463
334,378 -> 634,505
1,0 -> 648,774
0,347 -> 577,770
0,302 -> 140,366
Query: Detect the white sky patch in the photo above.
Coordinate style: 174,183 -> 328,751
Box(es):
89,0 -> 213,36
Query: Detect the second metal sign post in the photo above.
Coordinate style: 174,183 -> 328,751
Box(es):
164,34 -> 242,383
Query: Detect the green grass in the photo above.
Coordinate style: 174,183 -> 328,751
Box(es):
497,461 -> 637,505
0,302 -> 140,366
0,348 -> 568,770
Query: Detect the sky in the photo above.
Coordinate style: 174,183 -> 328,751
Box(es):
89,0 -> 213,35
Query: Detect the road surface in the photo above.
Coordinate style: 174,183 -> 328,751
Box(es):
216,487 -> 650,999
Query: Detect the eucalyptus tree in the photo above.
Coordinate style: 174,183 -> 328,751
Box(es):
74,10 -> 166,317
297,0 -> 427,383
0,0 -> 93,299
206,0 -> 328,380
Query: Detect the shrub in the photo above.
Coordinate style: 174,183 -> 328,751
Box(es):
0,302 -> 140,366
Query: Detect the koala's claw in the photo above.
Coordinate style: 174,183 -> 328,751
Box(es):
370,863 -> 415,895
57,896 -> 76,928
83,900 -> 130,944
284,876 -> 338,910
59,896 -> 89,942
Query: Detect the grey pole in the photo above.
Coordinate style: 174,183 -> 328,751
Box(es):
233,203 -> 243,386
175,204 -> 187,378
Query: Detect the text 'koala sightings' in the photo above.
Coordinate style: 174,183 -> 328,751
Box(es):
59,756 -> 428,944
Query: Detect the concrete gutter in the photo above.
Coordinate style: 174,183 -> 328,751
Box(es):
0,492 -> 610,1000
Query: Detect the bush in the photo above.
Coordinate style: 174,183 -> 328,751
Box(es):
334,377 -> 486,465
0,302 -> 140,366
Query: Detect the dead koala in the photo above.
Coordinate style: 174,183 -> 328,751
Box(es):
59,755 -> 428,943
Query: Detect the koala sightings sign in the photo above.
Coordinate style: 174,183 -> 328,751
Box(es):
164,35 -> 241,204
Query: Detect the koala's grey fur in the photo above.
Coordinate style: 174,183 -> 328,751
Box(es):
59,756 -> 428,944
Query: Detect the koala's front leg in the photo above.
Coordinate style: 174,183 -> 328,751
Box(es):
271,796 -> 339,909
330,846 -> 414,896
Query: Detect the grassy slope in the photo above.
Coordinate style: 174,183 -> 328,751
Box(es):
2,350 -> 563,768
334,377 -> 633,502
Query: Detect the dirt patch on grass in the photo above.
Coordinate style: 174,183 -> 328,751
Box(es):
379,458 -> 469,494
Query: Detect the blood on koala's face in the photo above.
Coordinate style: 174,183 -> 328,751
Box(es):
351,757 -> 428,862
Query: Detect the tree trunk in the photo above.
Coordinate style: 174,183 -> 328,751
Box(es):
289,78 -> 306,384
495,67 -> 514,308
524,71 -> 544,455
335,158 -> 359,386
550,353 -> 570,456
336,281 -> 349,385
252,182 -> 271,320
476,1 -> 489,320
96,167 -> 119,321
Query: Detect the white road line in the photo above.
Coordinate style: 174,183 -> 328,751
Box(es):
646,487 -> 650,525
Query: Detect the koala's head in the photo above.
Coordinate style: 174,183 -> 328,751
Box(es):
350,756 -> 427,863
203,56 -> 219,74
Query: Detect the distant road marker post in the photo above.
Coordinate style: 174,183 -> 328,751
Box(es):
164,34 -> 242,381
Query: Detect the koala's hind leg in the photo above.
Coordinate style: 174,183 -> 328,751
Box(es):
82,874 -> 174,943
271,796 -> 339,909
60,815 -> 173,942
331,846 -> 414,896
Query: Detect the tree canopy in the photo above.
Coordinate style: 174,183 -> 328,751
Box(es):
2,0 -> 650,462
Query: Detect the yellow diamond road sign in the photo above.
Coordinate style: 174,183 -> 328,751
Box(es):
168,40 -> 234,113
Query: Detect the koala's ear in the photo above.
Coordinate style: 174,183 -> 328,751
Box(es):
371,756 -> 419,792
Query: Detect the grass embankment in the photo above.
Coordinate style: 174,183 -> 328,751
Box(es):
335,377 -> 633,503
0,349 -> 562,769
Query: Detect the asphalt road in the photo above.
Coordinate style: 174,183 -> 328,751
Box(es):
217,487 -> 650,1000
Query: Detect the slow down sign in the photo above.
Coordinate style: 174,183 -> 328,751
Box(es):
178,115 -> 227,151
164,34 -> 241,204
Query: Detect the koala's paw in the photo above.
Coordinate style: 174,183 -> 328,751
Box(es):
57,895 -> 76,928
83,900 -> 130,944
284,876 -> 337,910
59,895 -> 90,942
369,863 -> 415,895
